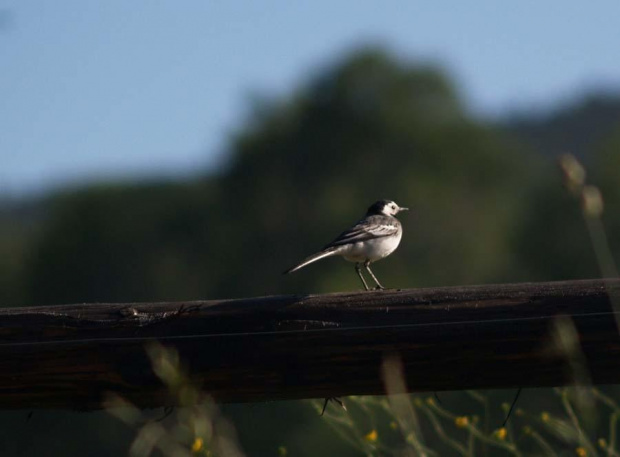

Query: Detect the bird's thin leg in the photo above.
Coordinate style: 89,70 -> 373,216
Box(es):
320,398 -> 329,416
364,260 -> 385,290
355,263 -> 370,290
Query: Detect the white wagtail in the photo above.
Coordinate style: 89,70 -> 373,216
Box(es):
285,199 -> 407,415
285,199 -> 408,290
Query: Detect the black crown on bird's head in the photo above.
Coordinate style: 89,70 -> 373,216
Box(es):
366,200 -> 408,217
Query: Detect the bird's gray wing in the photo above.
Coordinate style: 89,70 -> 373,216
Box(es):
323,215 -> 400,249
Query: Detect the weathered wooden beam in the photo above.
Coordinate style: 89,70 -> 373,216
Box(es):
0,279 -> 619,410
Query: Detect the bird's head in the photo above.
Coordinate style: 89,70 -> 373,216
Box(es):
366,199 -> 409,217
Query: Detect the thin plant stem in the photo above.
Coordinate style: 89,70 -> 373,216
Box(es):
526,428 -> 558,457
417,403 -> 469,456
561,390 -> 598,456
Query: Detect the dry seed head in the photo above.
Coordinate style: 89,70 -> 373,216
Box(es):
558,154 -> 586,194
581,185 -> 604,218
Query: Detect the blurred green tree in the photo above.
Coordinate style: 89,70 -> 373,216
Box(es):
18,49 -> 542,306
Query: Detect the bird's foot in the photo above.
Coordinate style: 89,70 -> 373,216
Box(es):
374,285 -> 385,290
320,397 -> 347,416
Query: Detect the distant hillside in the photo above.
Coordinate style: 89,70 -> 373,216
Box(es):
502,92 -> 620,159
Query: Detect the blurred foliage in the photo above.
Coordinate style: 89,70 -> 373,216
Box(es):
1,47 -> 620,455
3,49 -> 549,305
106,342 -> 245,457
505,92 -> 620,159
312,386 -> 620,457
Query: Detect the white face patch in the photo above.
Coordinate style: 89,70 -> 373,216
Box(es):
381,201 -> 399,216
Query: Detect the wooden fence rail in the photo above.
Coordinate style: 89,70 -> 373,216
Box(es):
0,279 -> 619,410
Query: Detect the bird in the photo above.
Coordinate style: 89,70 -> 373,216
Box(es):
284,199 -> 408,291
285,199 -> 408,415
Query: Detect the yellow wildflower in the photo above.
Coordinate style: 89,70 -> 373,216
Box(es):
576,446 -> 587,457
541,412 -> 550,422
455,416 -> 469,428
191,437 -> 204,453
364,430 -> 378,442
598,438 -> 607,449
494,428 -> 507,440
389,421 -> 398,430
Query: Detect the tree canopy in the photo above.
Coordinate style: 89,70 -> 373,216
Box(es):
2,49 -> 571,306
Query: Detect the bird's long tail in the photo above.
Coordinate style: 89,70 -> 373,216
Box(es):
284,248 -> 339,274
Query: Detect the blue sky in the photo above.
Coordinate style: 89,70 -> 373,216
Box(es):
1,1 -> 619,196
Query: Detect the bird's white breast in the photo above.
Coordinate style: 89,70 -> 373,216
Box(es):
341,231 -> 402,263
